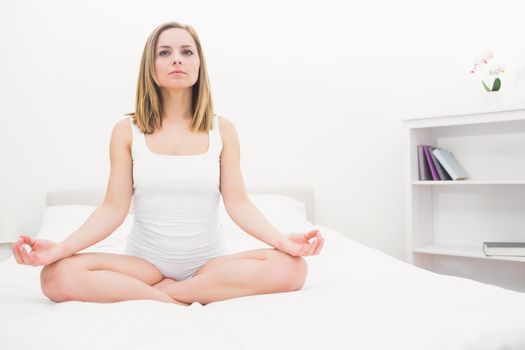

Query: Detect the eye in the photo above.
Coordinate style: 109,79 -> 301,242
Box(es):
183,49 -> 194,56
158,50 -> 170,57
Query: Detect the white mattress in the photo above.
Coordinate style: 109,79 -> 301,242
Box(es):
2,226 -> 525,350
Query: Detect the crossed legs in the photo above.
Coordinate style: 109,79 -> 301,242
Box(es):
40,248 -> 307,306
153,248 -> 308,305
40,252 -> 188,305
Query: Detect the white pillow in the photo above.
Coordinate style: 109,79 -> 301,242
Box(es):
36,193 -> 312,253
218,194 -> 313,243
37,205 -> 132,254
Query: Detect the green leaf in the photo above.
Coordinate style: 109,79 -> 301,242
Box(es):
492,77 -> 501,91
482,81 -> 491,92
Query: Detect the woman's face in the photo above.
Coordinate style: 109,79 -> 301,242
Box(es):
154,28 -> 200,90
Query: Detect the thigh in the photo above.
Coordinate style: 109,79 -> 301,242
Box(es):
193,248 -> 284,277
46,252 -> 165,286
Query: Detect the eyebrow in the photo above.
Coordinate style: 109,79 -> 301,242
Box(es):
156,45 -> 194,50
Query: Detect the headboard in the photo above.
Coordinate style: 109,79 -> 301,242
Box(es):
45,186 -> 315,223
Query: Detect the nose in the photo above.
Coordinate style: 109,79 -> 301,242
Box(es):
172,57 -> 182,65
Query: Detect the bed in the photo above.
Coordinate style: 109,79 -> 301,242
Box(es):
2,186 -> 525,350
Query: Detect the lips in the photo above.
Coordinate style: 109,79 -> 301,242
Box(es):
169,70 -> 186,75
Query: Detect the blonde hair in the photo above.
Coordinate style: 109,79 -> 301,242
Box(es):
126,22 -> 215,134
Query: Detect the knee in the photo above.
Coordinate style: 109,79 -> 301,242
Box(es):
40,258 -> 79,302
271,252 -> 308,293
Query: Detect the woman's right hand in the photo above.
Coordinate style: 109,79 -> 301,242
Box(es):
12,235 -> 68,266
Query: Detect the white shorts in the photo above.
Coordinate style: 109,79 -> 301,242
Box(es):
125,235 -> 230,281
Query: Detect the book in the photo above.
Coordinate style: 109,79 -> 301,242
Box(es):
417,145 -> 432,180
429,146 -> 452,180
483,242 -> 525,257
423,146 -> 439,180
431,148 -> 468,180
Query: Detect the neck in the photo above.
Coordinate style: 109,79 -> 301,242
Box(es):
160,88 -> 193,124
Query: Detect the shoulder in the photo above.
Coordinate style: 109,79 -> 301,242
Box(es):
217,116 -> 240,149
217,115 -> 238,142
111,116 -> 132,151
217,115 -> 234,131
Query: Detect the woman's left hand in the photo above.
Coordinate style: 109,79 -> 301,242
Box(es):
275,229 -> 324,257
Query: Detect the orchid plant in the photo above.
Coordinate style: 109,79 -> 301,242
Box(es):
470,52 -> 505,92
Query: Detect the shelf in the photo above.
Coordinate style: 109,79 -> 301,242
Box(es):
406,109 -> 525,291
403,108 -> 525,129
414,244 -> 525,263
412,180 -> 525,185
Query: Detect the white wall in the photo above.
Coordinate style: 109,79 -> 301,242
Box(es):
1,0 -> 524,261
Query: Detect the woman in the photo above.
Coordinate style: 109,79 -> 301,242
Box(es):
12,21 -> 324,306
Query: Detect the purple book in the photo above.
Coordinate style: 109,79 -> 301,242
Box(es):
423,145 -> 439,180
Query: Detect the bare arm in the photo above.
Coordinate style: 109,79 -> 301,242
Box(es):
218,117 -> 285,248
218,117 -> 324,257
59,117 -> 133,257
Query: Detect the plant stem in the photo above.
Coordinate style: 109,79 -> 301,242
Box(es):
480,65 -> 493,88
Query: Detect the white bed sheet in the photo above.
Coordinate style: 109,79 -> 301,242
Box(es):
1,226 -> 525,350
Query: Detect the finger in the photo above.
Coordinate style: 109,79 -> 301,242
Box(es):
26,249 -> 39,265
314,235 -> 324,255
17,244 -> 29,265
297,235 -> 309,244
19,244 -> 34,265
303,230 -> 319,240
14,239 -> 25,264
28,251 -> 40,265
18,244 -> 30,264
20,235 -> 35,247
12,243 -> 22,264
312,232 -> 322,254
300,243 -> 309,256
307,238 -> 319,255
301,241 -> 313,256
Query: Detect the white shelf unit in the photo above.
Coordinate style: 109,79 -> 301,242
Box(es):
404,108 -> 525,292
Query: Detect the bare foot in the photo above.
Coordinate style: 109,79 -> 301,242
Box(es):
171,299 -> 190,306
153,277 -> 177,293
153,278 -> 189,306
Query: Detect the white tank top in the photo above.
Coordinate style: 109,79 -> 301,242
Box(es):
125,115 -> 227,269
